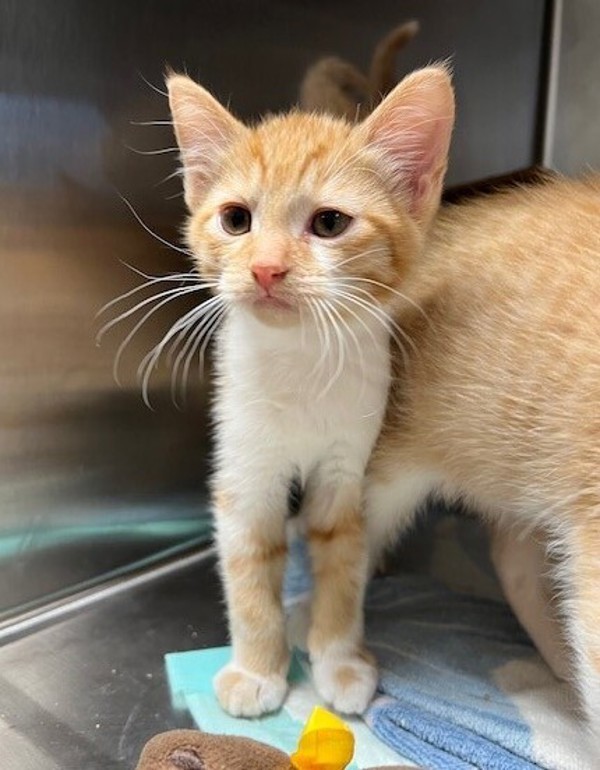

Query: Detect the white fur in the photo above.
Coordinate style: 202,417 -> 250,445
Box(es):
365,467 -> 443,572
311,638 -> 379,714
213,305 -> 391,715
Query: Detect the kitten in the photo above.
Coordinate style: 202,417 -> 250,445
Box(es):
362,166 -> 600,741
167,66 -> 600,743
165,67 -> 450,716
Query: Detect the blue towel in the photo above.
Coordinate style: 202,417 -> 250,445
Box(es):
364,575 -> 540,769
166,514 -> 596,768
283,518 -> 596,769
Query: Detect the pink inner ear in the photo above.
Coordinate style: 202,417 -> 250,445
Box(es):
167,75 -> 245,209
364,68 -> 454,219
404,116 -> 452,214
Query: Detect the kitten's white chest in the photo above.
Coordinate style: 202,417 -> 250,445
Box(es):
215,310 -> 390,472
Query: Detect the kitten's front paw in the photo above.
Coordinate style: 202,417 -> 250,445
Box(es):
214,663 -> 288,717
312,648 -> 378,714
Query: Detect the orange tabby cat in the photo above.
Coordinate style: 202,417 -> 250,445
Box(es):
363,167 -> 600,745
167,65 -> 453,717
167,67 -> 600,743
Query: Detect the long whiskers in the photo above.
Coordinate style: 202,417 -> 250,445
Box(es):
328,286 -> 412,369
333,246 -> 388,272
315,298 -> 346,399
96,268 -> 203,320
134,294 -> 225,406
96,283 -> 211,345
334,275 -> 431,325
170,300 -> 226,405
323,298 -> 367,401
177,304 -> 227,406
117,194 -> 195,258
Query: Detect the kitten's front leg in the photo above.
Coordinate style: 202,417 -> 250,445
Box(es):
304,476 -> 377,714
212,471 -> 290,717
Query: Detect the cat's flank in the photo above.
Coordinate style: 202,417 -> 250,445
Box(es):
365,171 -> 600,745
167,67 -> 454,717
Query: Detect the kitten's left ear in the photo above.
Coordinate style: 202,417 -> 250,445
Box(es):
166,73 -> 246,210
361,64 -> 455,226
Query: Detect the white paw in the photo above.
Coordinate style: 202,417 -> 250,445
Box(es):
213,663 -> 288,717
312,650 -> 378,714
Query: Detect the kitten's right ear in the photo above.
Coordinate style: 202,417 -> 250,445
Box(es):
166,73 -> 245,210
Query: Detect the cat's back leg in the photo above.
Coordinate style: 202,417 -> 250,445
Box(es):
560,506 -> 600,752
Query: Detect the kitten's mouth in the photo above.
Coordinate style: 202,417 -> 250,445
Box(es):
253,295 -> 295,311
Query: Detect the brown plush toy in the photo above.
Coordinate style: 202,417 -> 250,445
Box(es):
135,729 -> 417,770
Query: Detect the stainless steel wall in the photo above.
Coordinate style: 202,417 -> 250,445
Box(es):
551,0 -> 600,173
0,0 -> 548,622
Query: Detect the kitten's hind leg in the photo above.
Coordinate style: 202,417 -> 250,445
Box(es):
490,523 -> 570,681
558,511 -> 600,752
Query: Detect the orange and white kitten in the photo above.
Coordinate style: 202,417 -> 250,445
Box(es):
167,67 -> 452,717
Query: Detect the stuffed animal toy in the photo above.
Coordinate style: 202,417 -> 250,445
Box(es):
135,707 -> 419,769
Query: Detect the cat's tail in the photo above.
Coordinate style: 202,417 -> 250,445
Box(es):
298,19 -> 419,121
368,20 -> 420,100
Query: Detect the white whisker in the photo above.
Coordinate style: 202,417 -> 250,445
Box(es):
96,284 -> 205,343
130,119 -> 174,127
117,194 -> 194,257
126,145 -> 180,156
315,298 -> 346,399
307,298 -> 332,383
328,291 -> 383,353
333,284 -> 418,356
330,288 -> 410,370
109,285 -> 207,385
179,305 -> 227,404
138,295 -> 222,385
138,71 -> 168,98
96,272 -> 211,319
324,298 -> 367,402
334,275 -> 431,324
172,300 -> 225,402
333,246 -> 389,272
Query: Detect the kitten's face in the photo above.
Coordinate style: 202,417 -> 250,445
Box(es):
185,115 -> 418,326
168,68 -> 454,327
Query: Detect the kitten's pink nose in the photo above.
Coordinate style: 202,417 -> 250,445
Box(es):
251,263 -> 289,291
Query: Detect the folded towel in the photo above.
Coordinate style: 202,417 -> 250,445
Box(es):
284,518 -> 596,769
361,573 -> 596,769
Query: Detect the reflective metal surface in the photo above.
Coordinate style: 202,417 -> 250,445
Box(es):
0,552 -> 226,770
552,0 -> 600,173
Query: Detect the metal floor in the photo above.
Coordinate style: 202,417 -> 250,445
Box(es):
0,550 -> 227,770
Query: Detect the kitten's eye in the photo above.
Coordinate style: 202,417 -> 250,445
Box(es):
220,205 -> 251,235
310,209 -> 352,238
